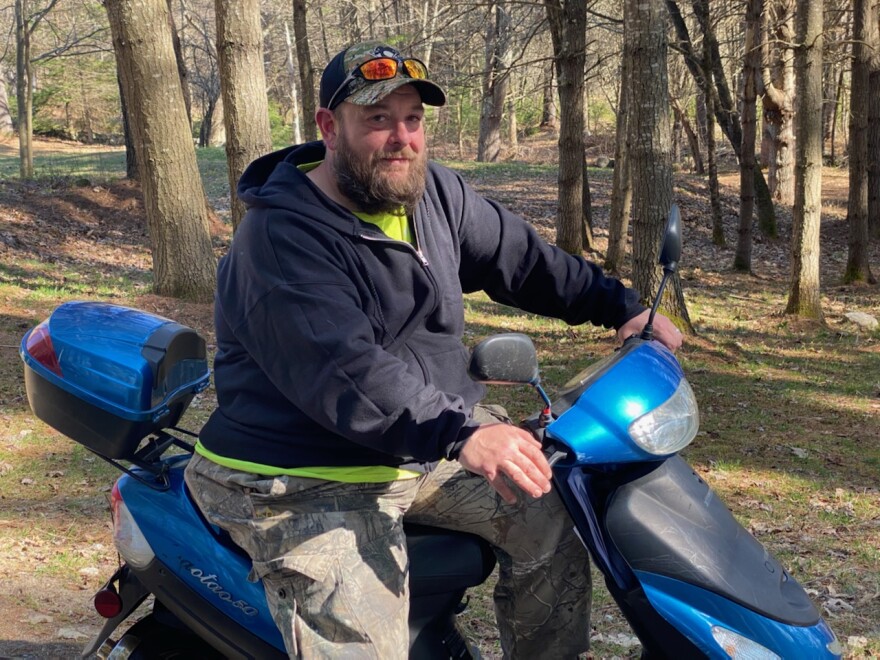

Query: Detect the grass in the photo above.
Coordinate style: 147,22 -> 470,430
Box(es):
0,140 -> 878,657
0,143 -> 231,211
458,281 -> 880,658
0,147 -> 127,181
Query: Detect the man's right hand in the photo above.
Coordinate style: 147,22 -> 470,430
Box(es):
457,424 -> 553,504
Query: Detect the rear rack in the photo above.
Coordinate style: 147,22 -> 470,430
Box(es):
88,427 -> 197,491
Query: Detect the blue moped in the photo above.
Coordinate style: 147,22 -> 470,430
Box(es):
21,207 -> 840,658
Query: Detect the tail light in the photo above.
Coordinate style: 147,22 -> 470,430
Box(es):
24,321 -> 62,376
110,481 -> 155,569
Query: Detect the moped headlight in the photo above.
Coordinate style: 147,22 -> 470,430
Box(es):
628,378 -> 699,455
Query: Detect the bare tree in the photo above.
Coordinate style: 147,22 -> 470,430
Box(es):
167,0 -> 192,126
761,0 -> 796,205
540,58 -> 556,129
106,0 -> 216,302
14,0 -> 107,178
15,0 -> 59,178
284,21 -> 303,145
627,0 -> 691,330
666,0 -> 777,243
477,1 -> 511,162
183,4 -> 222,147
545,0 -> 592,254
0,65 -> 13,135
737,0 -> 763,272
843,0 -> 876,283
292,0 -> 316,141
867,0 -> 880,238
785,0 -> 824,319
216,0 -> 273,231
821,0 -> 851,165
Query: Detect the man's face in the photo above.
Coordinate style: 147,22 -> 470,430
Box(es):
331,85 -> 428,214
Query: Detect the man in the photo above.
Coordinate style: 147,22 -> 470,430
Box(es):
185,40 -> 682,659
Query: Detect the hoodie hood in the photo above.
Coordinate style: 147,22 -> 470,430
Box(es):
236,141 -> 359,234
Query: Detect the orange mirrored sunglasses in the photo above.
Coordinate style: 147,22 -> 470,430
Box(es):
327,57 -> 429,109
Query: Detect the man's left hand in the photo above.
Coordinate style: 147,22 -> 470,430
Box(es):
616,309 -> 683,352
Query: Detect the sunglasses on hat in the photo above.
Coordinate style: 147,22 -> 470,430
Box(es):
326,56 -> 429,110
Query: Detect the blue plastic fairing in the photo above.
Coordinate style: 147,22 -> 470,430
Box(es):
547,341 -> 684,464
118,463 -> 285,649
638,572 -> 841,659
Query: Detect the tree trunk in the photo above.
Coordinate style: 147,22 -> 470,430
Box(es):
507,97 -> 518,157
762,0 -> 796,205
117,71 -> 138,180
418,0 -> 442,69
736,0 -> 762,272
582,155 -> 593,247
15,0 -> 34,179
106,0 -> 216,302
540,58 -> 556,129
199,95 -> 225,147
292,0 -> 316,142
627,0 -> 691,330
477,1 -> 511,163
785,0 -> 824,319
706,92 -> 724,245
606,55 -> 632,275
216,0 -> 273,232
867,1 -> 880,238
822,59 -> 840,147
830,67 -> 844,166
545,0 -> 590,254
284,22 -> 303,145
843,0 -> 876,283
670,98 -> 704,174
0,66 -> 13,135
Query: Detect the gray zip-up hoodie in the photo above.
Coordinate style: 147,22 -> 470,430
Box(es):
198,142 -> 645,470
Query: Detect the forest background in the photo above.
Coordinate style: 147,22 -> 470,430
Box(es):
0,0 -> 878,658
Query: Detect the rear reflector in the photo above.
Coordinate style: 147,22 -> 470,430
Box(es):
94,587 -> 123,618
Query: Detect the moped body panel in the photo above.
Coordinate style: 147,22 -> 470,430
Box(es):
639,572 -> 840,658
547,340 -> 839,659
117,460 -> 497,657
117,462 -> 287,649
548,341 -> 683,464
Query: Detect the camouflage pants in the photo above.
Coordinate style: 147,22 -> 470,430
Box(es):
184,407 -> 591,659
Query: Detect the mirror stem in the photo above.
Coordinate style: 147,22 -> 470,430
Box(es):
533,381 -> 552,427
640,268 -> 672,341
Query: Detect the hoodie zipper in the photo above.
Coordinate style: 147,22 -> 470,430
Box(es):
358,219 -> 430,268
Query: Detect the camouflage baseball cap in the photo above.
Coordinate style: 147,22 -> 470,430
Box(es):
319,41 -> 446,110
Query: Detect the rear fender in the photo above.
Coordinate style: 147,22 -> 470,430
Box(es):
81,565 -> 149,658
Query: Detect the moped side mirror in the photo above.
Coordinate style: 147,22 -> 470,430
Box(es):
468,333 -> 540,385
659,204 -> 681,274
640,205 -> 683,342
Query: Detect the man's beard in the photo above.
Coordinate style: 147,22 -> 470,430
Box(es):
333,132 -> 427,215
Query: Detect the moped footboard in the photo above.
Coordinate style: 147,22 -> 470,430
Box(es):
602,455 -> 840,658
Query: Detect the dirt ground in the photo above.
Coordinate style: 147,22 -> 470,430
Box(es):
0,136 -> 876,658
